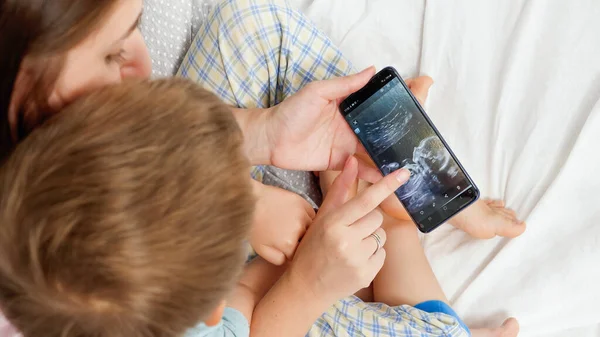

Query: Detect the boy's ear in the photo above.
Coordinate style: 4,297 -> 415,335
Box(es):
204,300 -> 226,327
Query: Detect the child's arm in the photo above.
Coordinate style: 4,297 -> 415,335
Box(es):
250,180 -> 314,266
227,257 -> 286,323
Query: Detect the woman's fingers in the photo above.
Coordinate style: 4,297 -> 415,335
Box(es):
351,209 -> 384,237
366,246 -> 386,280
309,66 -> 376,101
360,227 -> 387,257
319,156 -> 359,216
334,168 -> 410,225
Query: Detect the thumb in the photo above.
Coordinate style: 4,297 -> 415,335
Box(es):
319,156 -> 359,216
312,66 -> 376,101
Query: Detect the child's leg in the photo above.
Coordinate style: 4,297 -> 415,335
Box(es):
353,77 -> 527,240
471,318 -> 520,337
324,171 -> 447,305
322,172 -> 521,303
324,176 -> 520,336
372,211 -> 519,337
320,170 -> 377,302
372,214 -> 447,306
379,196 -> 527,240
358,150 -> 527,240
449,199 -> 526,239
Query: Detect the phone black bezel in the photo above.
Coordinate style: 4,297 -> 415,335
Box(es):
339,66 -> 480,233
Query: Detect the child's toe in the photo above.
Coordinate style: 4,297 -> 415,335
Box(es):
499,318 -> 520,337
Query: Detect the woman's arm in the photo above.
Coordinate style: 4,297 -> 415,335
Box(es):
231,107 -> 273,166
228,257 -> 286,323
229,70 -> 381,183
250,271 -> 332,337
250,158 -> 408,337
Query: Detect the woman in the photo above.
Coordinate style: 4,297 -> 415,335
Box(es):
0,0 -> 519,336
0,0 -> 374,176
0,0 -> 400,335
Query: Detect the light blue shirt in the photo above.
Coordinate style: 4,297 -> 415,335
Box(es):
184,308 -> 249,337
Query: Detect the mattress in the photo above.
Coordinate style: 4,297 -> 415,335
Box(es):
291,1 -> 600,336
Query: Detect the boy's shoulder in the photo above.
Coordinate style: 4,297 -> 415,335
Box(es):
185,308 -> 249,337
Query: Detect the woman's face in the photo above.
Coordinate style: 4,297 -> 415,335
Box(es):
47,0 -> 151,109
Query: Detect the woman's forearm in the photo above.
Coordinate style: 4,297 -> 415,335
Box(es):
250,271 -> 331,337
228,257 -> 286,323
231,107 -> 274,166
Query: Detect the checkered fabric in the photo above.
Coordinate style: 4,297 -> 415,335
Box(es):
177,0 -> 353,206
178,0 -> 469,336
178,0 -> 352,108
308,296 -> 470,337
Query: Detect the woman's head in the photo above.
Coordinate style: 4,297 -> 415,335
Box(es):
0,0 -> 151,160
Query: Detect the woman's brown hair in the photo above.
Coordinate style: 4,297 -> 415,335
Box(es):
0,0 -> 120,162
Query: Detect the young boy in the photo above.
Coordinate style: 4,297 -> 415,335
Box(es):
0,77 -> 518,337
0,79 -> 255,337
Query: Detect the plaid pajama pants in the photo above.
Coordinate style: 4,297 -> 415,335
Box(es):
177,0 -> 353,207
178,1 -> 469,336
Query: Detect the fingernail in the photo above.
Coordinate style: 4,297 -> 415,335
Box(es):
395,169 -> 410,182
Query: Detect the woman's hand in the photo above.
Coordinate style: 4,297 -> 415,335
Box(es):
237,67 -> 381,182
267,67 -> 379,181
287,156 -> 409,303
250,181 -> 315,265
236,71 -> 433,185
251,157 -> 409,337
320,76 -> 434,222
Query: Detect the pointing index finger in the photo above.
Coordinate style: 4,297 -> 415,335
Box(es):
337,169 -> 410,225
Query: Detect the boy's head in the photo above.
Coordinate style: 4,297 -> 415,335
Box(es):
0,79 -> 254,337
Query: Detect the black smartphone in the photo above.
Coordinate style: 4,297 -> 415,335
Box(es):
340,67 -> 479,233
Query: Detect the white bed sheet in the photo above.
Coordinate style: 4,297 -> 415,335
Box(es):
292,1 -> 600,336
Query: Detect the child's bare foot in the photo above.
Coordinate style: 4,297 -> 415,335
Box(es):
449,199 -> 526,239
471,318 -> 520,337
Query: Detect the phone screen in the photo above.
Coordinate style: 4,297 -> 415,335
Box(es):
341,69 -> 478,232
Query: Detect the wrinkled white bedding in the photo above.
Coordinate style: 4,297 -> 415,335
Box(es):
292,1 -> 600,336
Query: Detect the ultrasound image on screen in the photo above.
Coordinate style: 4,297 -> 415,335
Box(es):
348,79 -> 468,219
362,100 -> 412,156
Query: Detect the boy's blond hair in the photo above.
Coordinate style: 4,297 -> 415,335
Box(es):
0,79 -> 254,337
